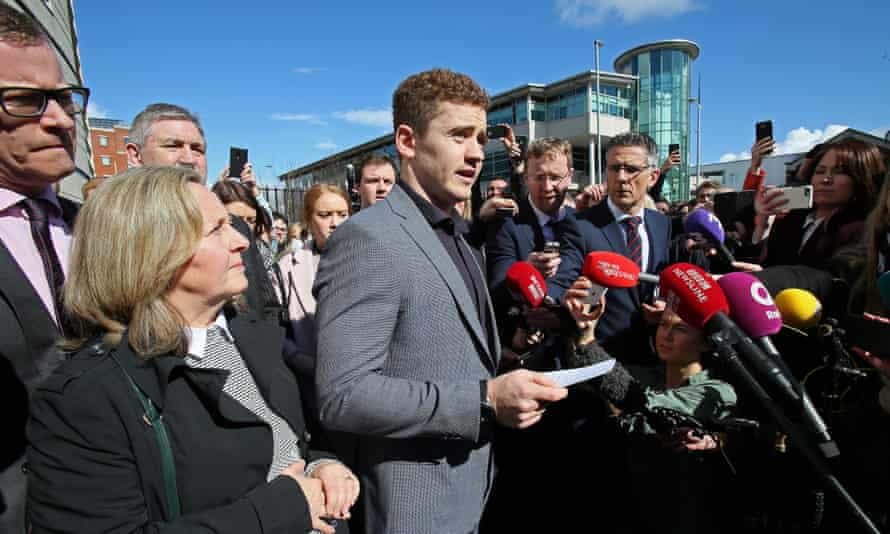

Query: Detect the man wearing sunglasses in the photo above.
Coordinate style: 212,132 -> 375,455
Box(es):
0,5 -> 87,531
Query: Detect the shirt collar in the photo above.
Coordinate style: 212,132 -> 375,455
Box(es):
606,197 -> 646,223
186,312 -> 234,361
398,182 -> 469,235
0,185 -> 61,214
529,194 -> 566,228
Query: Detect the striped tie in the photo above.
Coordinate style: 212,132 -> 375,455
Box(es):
622,216 -> 642,268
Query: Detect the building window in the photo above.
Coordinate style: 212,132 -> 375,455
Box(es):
101,156 -> 111,166
98,135 -> 109,147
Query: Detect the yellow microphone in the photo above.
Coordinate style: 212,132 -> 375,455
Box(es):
775,288 -> 823,330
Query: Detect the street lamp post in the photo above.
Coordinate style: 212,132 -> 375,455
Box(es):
594,40 -> 603,185
688,90 -> 701,194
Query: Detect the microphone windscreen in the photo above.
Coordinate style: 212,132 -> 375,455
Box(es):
878,271 -> 890,311
718,272 -> 783,337
505,261 -> 547,308
775,288 -> 823,330
659,263 -> 730,330
583,251 -> 640,288
570,342 -> 645,411
683,208 -> 726,244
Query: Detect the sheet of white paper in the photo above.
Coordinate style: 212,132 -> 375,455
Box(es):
544,359 -> 615,387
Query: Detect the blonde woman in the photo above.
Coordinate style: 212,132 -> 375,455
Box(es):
27,167 -> 356,533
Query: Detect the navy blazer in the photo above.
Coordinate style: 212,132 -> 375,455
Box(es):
486,197 -> 574,340
548,200 -> 671,364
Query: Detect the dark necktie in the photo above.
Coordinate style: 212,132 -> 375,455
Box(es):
20,198 -> 66,326
622,216 -> 642,268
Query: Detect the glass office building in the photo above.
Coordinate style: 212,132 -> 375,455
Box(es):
615,40 -> 699,201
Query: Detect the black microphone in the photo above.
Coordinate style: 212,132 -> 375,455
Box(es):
569,341 -> 646,412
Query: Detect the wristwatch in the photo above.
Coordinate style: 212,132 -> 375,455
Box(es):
479,380 -> 496,442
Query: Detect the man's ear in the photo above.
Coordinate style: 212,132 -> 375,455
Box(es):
646,167 -> 661,190
125,142 -> 142,167
394,124 -> 416,161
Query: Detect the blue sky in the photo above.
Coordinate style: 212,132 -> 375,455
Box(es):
76,0 -> 890,184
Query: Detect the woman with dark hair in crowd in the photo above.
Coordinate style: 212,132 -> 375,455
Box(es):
756,139 -> 885,269
27,167 -> 357,533
212,178 -> 275,272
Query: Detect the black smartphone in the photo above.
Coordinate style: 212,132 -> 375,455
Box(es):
756,120 -> 774,153
714,190 -> 756,229
487,124 -> 508,140
668,143 -> 680,155
229,147 -> 248,178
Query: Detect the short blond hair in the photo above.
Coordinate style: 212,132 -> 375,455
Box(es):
63,166 -> 204,357
526,137 -> 573,167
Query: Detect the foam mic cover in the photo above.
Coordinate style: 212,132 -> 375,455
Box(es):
775,288 -> 823,330
569,341 -> 646,411
583,251 -> 659,286
717,272 -> 783,337
505,261 -> 547,308
878,271 -> 890,311
683,208 -> 725,244
659,263 -> 730,330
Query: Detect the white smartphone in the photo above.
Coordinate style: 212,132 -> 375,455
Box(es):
775,185 -> 813,211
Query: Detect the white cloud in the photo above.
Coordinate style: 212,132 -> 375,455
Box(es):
292,67 -> 325,74
773,124 -> 849,155
269,113 -> 327,126
332,109 -> 392,128
555,0 -> 700,26
869,126 -> 890,139
87,101 -> 109,118
719,151 -> 750,163
315,141 -> 338,150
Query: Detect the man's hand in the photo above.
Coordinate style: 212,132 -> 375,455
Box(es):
487,369 -> 568,429
280,460 -> 335,534
641,299 -> 666,325
478,196 -> 518,221
310,462 -> 360,522
527,250 -> 560,278
750,137 -> 776,171
661,151 -> 681,174
576,183 -> 607,210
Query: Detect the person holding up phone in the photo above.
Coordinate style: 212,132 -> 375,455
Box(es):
755,139 -> 884,270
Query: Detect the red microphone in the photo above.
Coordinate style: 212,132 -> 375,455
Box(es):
658,262 -> 729,330
582,251 -> 658,288
505,261 -> 547,308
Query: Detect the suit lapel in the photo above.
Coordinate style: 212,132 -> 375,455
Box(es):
0,239 -> 60,384
590,202 -> 640,305
387,187 -> 494,367
518,197 -> 547,252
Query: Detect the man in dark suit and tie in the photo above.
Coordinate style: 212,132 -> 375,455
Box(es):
486,137 -> 575,349
314,68 -> 568,534
549,132 -> 671,365
0,6 -> 86,529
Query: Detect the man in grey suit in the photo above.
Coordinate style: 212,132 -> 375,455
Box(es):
314,68 -> 568,534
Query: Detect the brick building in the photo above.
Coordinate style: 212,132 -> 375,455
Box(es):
88,118 -> 130,177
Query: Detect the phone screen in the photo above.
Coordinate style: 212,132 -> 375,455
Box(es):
487,125 -> 508,139
229,147 -> 248,178
668,143 -> 680,154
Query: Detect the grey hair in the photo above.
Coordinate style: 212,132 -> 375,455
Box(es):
129,103 -> 205,147
606,132 -> 659,168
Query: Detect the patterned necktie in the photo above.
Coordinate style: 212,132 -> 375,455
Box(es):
20,198 -> 66,327
194,325 -> 302,480
622,216 -> 642,268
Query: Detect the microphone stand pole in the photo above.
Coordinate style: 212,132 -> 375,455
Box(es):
709,329 -> 880,534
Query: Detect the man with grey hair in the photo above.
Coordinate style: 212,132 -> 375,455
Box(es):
0,4 -> 87,529
548,132 -> 671,365
126,103 -> 207,178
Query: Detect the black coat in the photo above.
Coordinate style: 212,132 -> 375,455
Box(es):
27,310 -> 332,533
762,206 -> 865,270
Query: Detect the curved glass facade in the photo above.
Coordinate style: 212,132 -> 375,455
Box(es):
616,43 -> 697,201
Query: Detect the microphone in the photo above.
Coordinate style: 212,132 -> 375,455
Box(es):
878,271 -> 890,310
717,273 -> 835,454
683,208 -> 736,264
775,288 -> 823,330
660,264 -> 839,458
569,341 -> 645,411
505,261 -> 547,308
582,250 -> 658,287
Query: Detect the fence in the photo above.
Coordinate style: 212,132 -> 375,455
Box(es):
259,185 -> 306,226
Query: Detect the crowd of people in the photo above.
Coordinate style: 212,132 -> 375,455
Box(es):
2,4 -> 890,533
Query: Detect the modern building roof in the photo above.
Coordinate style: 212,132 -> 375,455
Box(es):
88,117 -> 129,130
613,39 -> 701,71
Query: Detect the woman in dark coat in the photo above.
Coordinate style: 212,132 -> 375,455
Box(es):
26,167 -> 358,533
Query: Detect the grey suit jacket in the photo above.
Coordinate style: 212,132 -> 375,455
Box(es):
314,185 -> 500,534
